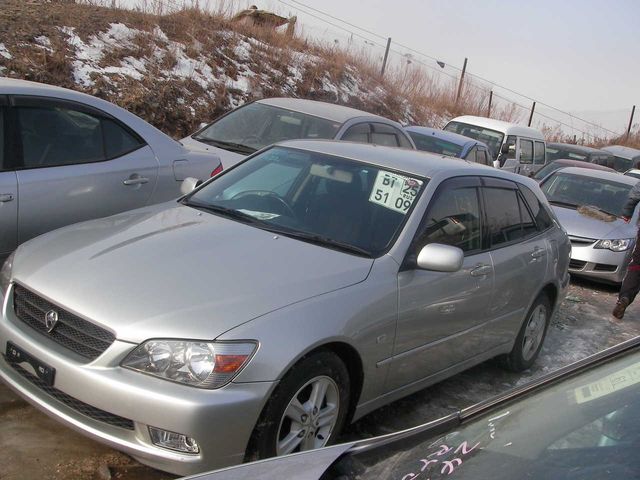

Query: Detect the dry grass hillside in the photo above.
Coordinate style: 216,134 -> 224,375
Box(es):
0,0 -> 638,148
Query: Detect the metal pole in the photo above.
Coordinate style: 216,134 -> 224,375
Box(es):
455,57 -> 468,104
528,101 -> 536,127
627,105 -> 636,139
487,90 -> 493,117
380,37 -> 391,77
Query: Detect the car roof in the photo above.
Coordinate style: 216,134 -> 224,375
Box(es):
601,145 -> 640,160
405,126 -> 486,148
547,142 -> 608,155
447,115 -> 545,140
277,139 -> 530,182
555,166 -> 636,185
257,97 -> 384,123
550,159 -> 614,171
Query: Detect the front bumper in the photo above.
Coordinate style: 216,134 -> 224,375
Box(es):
0,285 -> 274,476
568,242 -> 631,284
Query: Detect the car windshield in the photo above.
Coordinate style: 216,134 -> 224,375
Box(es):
408,131 -> 464,157
546,147 -> 588,162
444,121 -> 504,160
193,103 -> 342,154
184,146 -> 426,257
540,172 -> 632,216
345,345 -> 640,479
533,161 -> 565,180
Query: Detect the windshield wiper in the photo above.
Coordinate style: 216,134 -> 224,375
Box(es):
184,201 -> 262,224
549,200 -> 579,209
193,138 -> 256,154
262,227 -> 373,257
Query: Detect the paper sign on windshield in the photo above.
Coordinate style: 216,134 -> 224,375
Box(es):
369,171 -> 423,214
573,361 -> 640,404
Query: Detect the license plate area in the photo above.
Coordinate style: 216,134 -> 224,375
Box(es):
6,341 -> 56,386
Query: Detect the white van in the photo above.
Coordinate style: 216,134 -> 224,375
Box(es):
444,115 -> 546,176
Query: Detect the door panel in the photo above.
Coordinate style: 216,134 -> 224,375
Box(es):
389,252 -> 494,391
0,171 -> 17,257
16,146 -> 158,244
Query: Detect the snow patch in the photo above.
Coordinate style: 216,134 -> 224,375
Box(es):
0,43 -> 11,60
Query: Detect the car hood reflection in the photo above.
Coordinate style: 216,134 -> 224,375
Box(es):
551,205 -> 635,241
12,203 -> 374,343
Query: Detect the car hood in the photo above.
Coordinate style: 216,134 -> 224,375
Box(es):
551,205 -> 635,240
12,203 -> 373,344
180,136 -> 246,169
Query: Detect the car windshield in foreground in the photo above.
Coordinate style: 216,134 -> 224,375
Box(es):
443,121 -> 504,160
408,132 -> 464,157
184,146 -> 426,256
193,102 -> 342,153
340,344 -> 640,479
540,172 -> 632,217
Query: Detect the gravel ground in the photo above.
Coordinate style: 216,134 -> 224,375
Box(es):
1,278 -> 638,480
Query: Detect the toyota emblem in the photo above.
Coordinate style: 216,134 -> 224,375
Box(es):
44,310 -> 59,333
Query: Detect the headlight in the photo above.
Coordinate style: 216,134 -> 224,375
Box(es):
0,251 -> 15,298
121,340 -> 257,388
594,239 -> 633,252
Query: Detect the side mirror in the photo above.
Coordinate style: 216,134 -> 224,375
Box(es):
180,177 -> 202,196
500,143 -> 511,155
416,243 -> 463,272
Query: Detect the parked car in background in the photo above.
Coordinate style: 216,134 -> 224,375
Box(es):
540,166 -> 638,284
193,335 -> 640,480
601,145 -> 640,172
533,158 -> 616,182
0,78 -> 221,263
0,140 -> 569,476
546,142 -> 615,167
405,126 -> 492,166
443,115 -> 546,176
625,168 -> 640,180
182,98 -> 415,169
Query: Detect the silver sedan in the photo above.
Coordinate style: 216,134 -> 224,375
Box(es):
0,141 -> 569,476
540,166 -> 638,284
0,78 -> 221,262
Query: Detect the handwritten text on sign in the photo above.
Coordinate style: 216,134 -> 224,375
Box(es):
369,171 -> 423,214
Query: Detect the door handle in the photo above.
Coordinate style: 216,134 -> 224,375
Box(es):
470,264 -> 492,277
123,176 -> 149,186
531,248 -> 546,259
0,194 -> 14,203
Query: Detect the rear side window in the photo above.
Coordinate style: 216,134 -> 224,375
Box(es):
520,139 -> 534,164
534,141 -> 545,165
16,103 -> 145,168
464,147 -> 477,162
417,185 -> 482,253
341,123 -> 370,143
0,107 -> 4,170
519,184 -> 553,231
477,149 -> 490,166
483,187 -> 525,246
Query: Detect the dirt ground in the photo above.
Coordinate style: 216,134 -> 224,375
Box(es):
1,278 -> 638,480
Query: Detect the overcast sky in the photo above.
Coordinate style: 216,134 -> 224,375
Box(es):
258,0 -> 638,133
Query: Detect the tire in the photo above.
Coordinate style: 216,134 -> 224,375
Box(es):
245,351 -> 350,462
501,294 -> 551,372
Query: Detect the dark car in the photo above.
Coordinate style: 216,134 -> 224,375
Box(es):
533,158 -> 616,182
405,126 -> 493,166
191,336 -> 640,480
547,143 -> 615,168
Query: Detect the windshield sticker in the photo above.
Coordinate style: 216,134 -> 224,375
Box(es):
369,171 -> 423,214
237,209 -> 281,220
573,361 -> 640,404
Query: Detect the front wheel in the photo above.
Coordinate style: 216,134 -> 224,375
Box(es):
502,294 -> 551,372
246,351 -> 350,461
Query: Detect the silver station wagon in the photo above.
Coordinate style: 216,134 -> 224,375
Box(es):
0,141 -> 570,476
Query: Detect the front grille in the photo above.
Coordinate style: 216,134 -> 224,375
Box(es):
593,263 -> 617,272
568,235 -> 596,247
13,285 -> 115,361
569,259 -> 587,270
7,360 -> 134,430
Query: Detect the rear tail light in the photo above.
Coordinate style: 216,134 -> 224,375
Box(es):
210,164 -> 223,177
